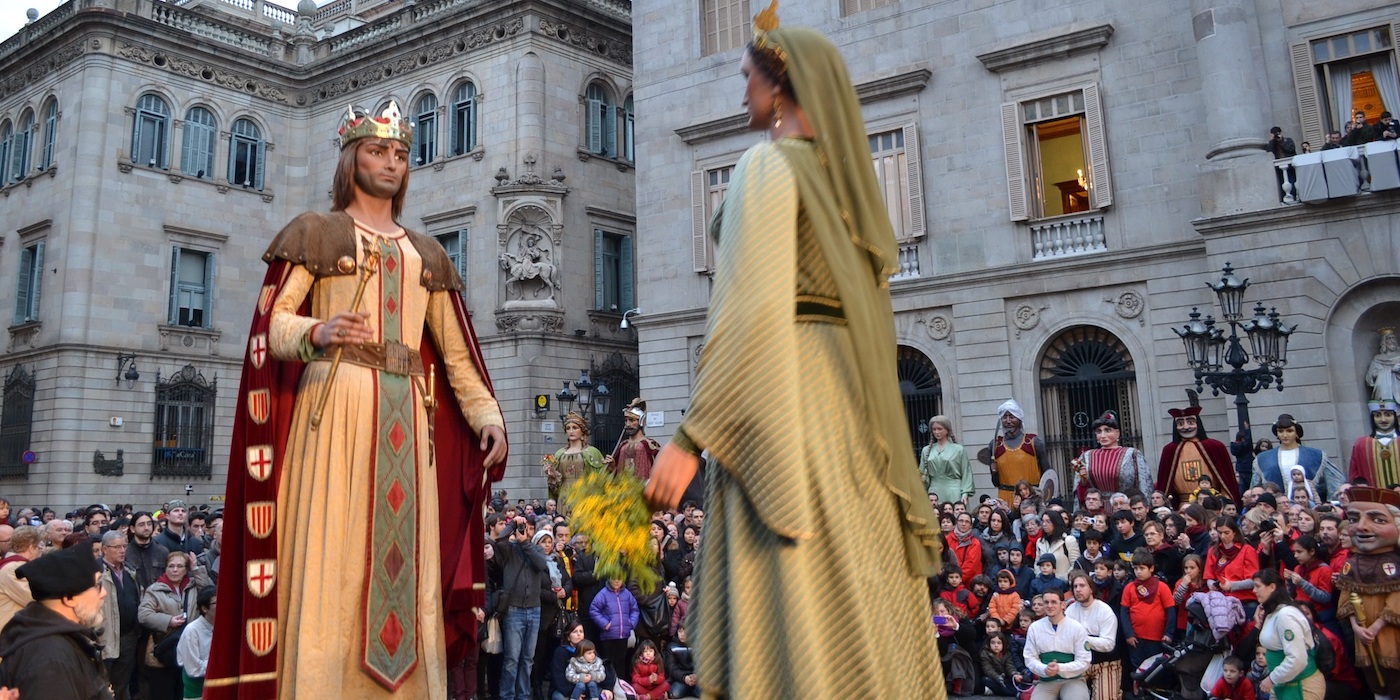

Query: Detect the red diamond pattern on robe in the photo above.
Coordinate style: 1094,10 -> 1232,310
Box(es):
383,255 -> 397,274
385,296 -> 398,315
388,421 -> 407,453
383,542 -> 406,583
386,479 -> 406,515
378,611 -> 405,658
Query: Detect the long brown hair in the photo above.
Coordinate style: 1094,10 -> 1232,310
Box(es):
330,140 -> 410,221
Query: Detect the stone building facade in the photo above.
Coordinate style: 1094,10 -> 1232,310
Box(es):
632,0 -> 1400,498
0,0 -> 636,509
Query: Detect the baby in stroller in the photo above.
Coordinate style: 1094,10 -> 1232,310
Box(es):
1133,596 -> 1236,700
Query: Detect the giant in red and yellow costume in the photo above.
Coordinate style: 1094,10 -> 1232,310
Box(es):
203,210 -> 506,699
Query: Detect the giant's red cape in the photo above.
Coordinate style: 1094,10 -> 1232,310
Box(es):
203,257 -> 505,699
1155,438 -> 1238,504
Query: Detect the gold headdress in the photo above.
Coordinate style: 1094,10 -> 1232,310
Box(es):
563,411 -> 590,435
752,0 -> 780,49
337,100 -> 414,149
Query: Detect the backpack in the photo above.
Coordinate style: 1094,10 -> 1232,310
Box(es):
1310,623 -> 1335,674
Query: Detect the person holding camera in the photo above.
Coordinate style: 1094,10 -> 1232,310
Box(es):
1268,127 -> 1297,159
489,516 -> 549,700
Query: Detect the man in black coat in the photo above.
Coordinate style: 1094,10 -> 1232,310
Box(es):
0,544 -> 112,699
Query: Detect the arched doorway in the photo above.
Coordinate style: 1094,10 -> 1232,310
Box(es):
898,346 -> 944,459
1038,326 -> 1141,489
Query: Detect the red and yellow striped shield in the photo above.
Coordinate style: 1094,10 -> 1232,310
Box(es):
246,618 -> 276,657
247,389 -> 270,425
245,501 -> 274,540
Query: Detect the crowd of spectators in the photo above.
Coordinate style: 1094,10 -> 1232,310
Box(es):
929,478 -> 1367,699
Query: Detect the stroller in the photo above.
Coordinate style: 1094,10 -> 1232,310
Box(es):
1132,598 -> 1230,700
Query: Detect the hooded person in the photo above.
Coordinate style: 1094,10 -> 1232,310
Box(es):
639,2 -> 944,696
1253,414 -> 1343,502
203,100 -> 508,699
0,544 -> 112,699
1155,393 -> 1238,506
989,399 -> 1050,506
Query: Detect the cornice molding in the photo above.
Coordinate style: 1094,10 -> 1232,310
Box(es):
0,40 -> 85,101
976,23 -> 1115,74
676,65 -> 932,146
1191,192 -> 1400,235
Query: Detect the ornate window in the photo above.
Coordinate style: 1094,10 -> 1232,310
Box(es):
153,365 -> 216,478
701,0 -> 750,56
898,346 -> 944,461
435,229 -> 468,283
595,229 -> 634,313
449,81 -> 478,156
132,93 -> 171,168
39,98 -> 58,171
13,241 -> 43,326
168,248 -> 215,328
585,83 -> 616,157
0,365 -> 35,478
1292,24 -> 1400,144
181,106 -> 216,179
227,118 -> 264,189
1001,85 -> 1111,221
689,164 -> 733,273
869,126 -> 925,243
1037,325 -> 1140,488
413,93 -> 438,165
8,110 -> 32,183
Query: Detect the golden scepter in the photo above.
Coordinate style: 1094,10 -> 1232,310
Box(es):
1350,591 -> 1388,687
310,245 -> 381,429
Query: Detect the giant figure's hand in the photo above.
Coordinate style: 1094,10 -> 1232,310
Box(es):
480,425 -> 507,469
312,311 -> 374,348
645,443 -> 700,511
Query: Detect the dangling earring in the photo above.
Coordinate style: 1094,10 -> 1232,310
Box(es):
772,97 -> 784,129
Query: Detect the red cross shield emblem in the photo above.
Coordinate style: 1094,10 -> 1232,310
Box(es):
246,559 -> 276,598
246,618 -> 276,657
249,334 -> 268,370
257,284 -> 277,316
246,445 -> 273,482
248,389 -> 270,425
1387,563 -> 1398,577
246,501 -> 274,539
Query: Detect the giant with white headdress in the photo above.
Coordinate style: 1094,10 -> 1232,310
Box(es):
989,398 -> 1051,505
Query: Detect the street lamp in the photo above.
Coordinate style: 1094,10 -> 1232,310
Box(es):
557,369 -> 610,425
1173,262 -> 1296,489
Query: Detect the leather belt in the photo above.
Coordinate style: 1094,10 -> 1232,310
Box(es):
316,341 -> 425,377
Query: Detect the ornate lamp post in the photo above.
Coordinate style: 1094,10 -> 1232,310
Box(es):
1173,262 -> 1295,489
557,369 -> 611,427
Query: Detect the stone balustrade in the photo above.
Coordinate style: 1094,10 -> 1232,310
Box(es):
329,14 -> 401,53
0,0 -> 73,61
1030,214 -> 1106,261
1277,141 -> 1400,204
891,242 -> 922,280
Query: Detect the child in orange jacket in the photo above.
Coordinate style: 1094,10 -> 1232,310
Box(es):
987,569 -> 1023,627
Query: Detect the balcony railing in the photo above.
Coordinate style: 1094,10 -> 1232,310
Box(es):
1276,140 -> 1400,204
890,242 -> 921,280
1030,214 -> 1106,261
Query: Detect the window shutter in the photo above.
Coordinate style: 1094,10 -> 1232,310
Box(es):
691,171 -> 711,272
255,140 -> 266,190
456,229 -> 469,282
901,124 -> 925,241
620,235 -> 635,310
587,98 -> 603,153
29,241 -> 43,322
1001,102 -> 1028,221
1083,84 -> 1112,210
168,248 -> 181,325
13,246 -> 31,325
1290,41 -> 1324,152
594,228 -> 605,310
131,115 -> 143,165
203,252 -> 216,328
605,104 -> 618,157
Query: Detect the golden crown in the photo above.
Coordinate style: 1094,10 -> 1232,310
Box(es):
752,0 -> 780,49
337,101 -> 414,148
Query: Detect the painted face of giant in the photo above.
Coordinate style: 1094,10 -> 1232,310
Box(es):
1174,416 -> 1199,439
1374,410 -> 1397,433
1346,500 -> 1400,555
